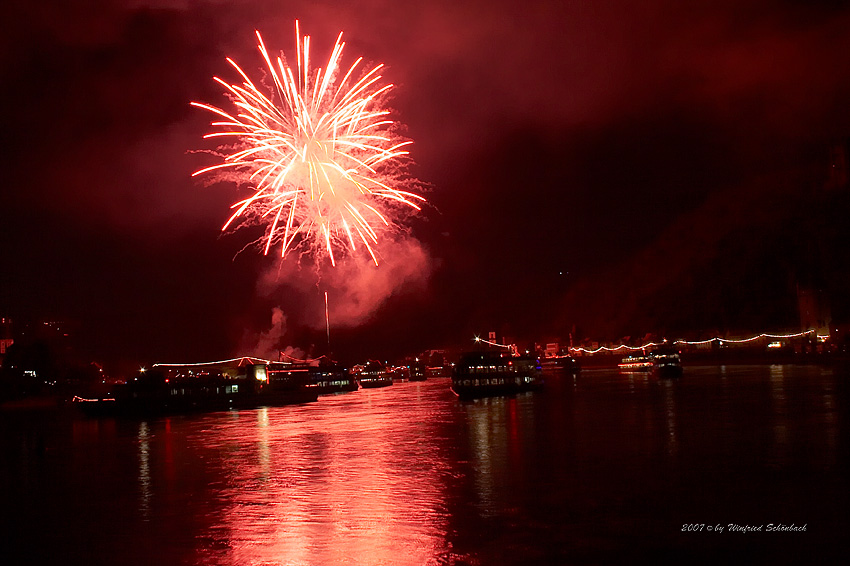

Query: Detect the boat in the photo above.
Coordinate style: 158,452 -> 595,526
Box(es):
555,354 -> 581,373
618,355 -> 655,371
650,345 -> 684,378
426,365 -> 452,378
408,360 -> 427,381
388,365 -> 409,382
73,364 -> 318,417
354,360 -> 394,388
267,358 -> 358,395
618,346 -> 683,378
420,350 -> 451,377
451,350 -> 544,400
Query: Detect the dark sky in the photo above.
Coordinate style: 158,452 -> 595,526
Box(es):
3,0 -> 850,371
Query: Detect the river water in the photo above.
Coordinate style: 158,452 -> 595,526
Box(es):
2,364 -> 848,564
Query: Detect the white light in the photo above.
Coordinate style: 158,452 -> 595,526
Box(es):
569,329 -> 819,354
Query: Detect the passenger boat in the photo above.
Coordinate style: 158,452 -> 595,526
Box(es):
618,346 -> 683,378
540,352 -> 580,373
267,358 -> 358,395
451,350 -> 543,400
73,364 -> 318,418
618,355 -> 655,371
354,360 -> 394,388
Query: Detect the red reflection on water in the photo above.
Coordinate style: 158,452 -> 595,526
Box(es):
182,385 -> 454,565
163,417 -> 175,486
463,395 -> 532,516
507,397 -> 521,462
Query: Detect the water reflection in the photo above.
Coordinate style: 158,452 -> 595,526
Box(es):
191,385 -> 456,565
9,367 -> 846,565
256,408 -> 270,482
138,421 -> 151,520
468,401 -> 496,511
661,379 -> 678,457
821,373 -> 838,462
769,365 -> 789,465
465,397 -> 519,516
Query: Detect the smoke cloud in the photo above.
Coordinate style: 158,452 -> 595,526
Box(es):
239,306 -> 305,361
258,237 -> 433,329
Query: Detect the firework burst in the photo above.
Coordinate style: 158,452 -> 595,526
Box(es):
192,21 -> 424,266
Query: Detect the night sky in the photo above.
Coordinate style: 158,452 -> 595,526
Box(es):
4,0 -> 850,372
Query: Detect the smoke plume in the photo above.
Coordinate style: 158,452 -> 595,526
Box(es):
258,237 -> 433,329
240,306 -> 304,360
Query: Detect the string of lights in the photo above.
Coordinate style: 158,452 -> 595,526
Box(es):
153,353 -> 340,369
474,328 -> 829,357
569,343 -> 663,355
279,352 -> 336,364
569,329 -> 826,355
473,336 -> 513,349
152,356 -> 272,368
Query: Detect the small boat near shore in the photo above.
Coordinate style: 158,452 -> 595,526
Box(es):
451,350 -> 543,399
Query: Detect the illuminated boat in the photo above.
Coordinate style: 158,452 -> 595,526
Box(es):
451,350 -> 543,400
354,360 -> 394,388
618,355 -> 655,371
618,347 -> 683,378
650,346 -> 684,378
267,358 -> 359,395
73,364 -> 318,417
540,351 -> 580,373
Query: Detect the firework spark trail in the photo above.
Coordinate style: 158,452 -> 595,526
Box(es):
192,21 -> 424,266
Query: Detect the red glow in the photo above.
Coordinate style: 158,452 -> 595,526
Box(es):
184,399 -> 451,563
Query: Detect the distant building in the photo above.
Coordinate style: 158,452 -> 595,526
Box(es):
536,342 -> 559,358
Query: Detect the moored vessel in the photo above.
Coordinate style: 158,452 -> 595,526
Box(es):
74,363 -> 318,418
618,346 -> 683,377
268,357 -> 358,395
451,350 -> 543,399
354,360 -> 394,388
618,355 -> 655,371
651,346 -> 683,378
